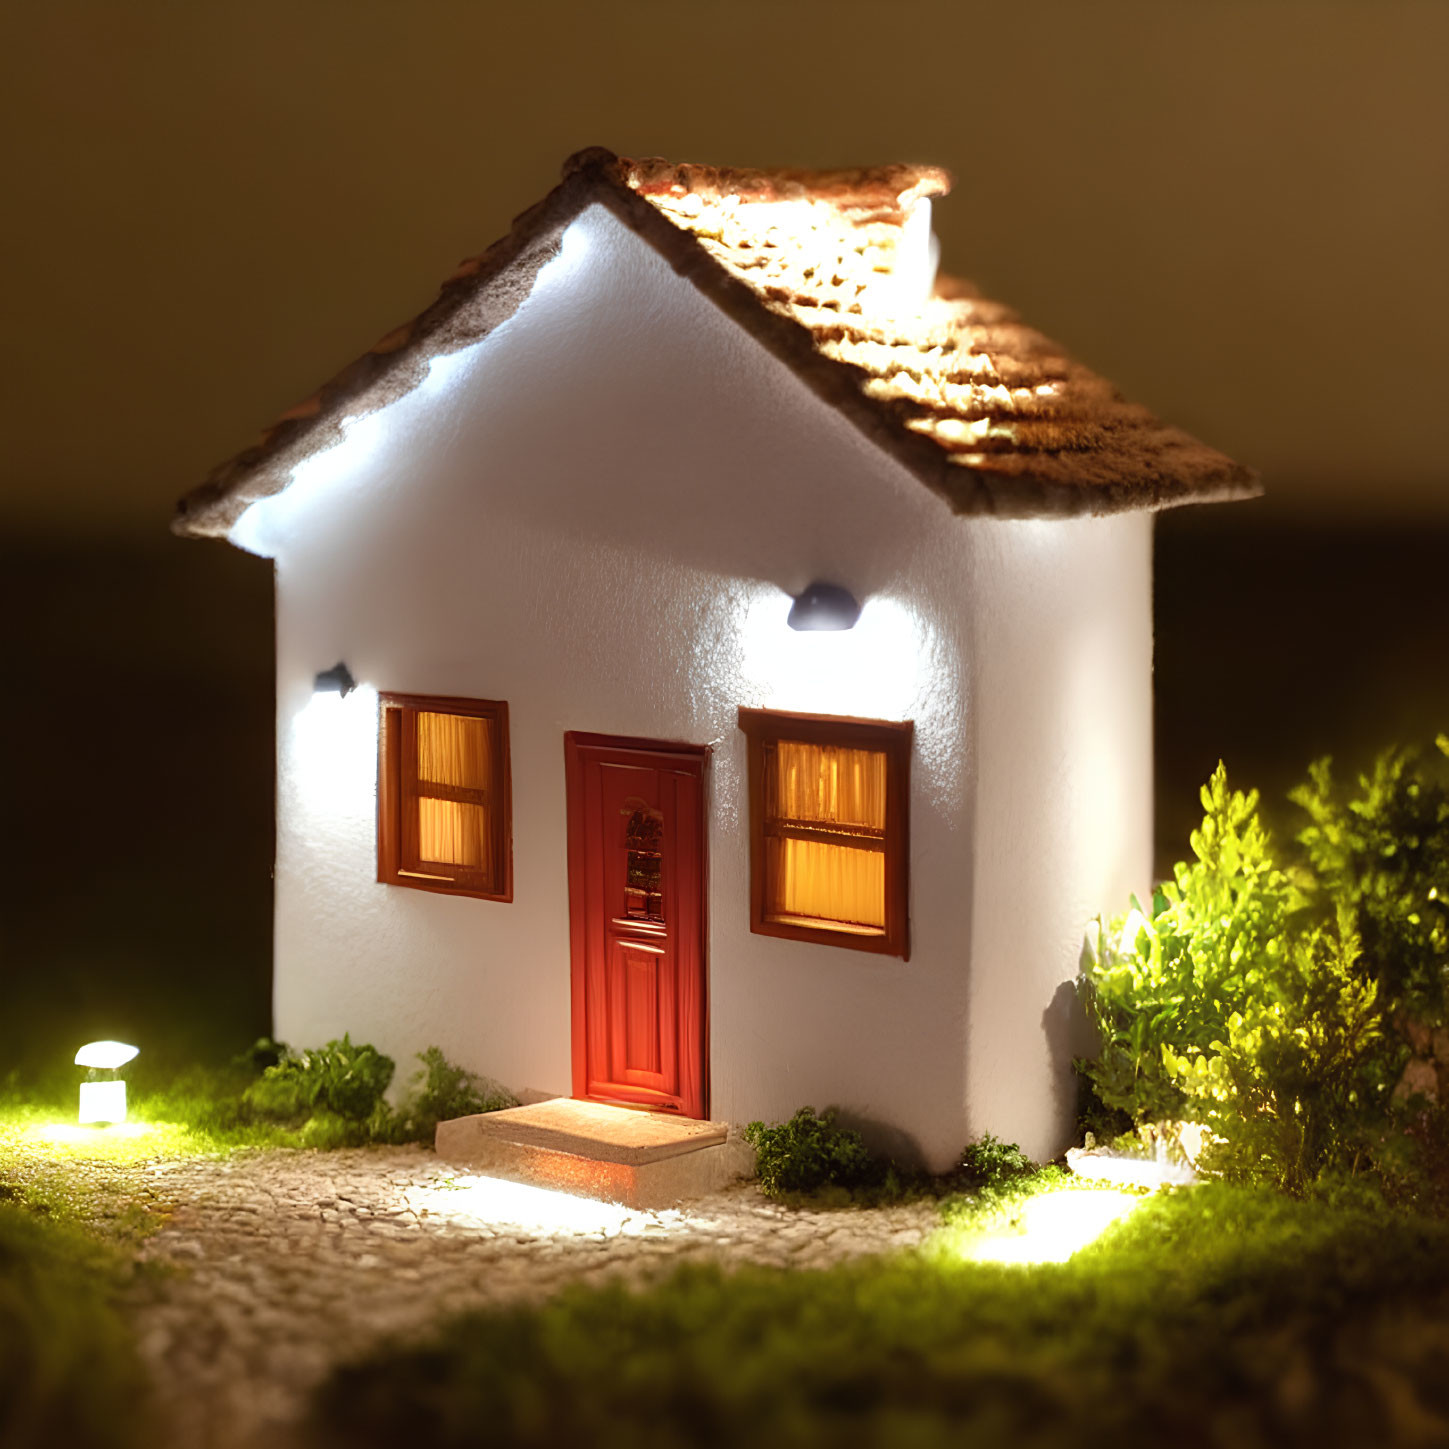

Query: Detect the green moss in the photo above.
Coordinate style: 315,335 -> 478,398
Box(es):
0,1203 -> 147,1449
312,1185 -> 1449,1449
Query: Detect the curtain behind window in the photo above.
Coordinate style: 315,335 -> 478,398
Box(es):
416,711 -> 494,871
769,740 -> 887,929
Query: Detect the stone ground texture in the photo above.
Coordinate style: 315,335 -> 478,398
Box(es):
113,1145 -> 940,1449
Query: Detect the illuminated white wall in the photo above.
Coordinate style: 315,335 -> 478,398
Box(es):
239,203 -> 1152,1170
960,516 -> 1153,1157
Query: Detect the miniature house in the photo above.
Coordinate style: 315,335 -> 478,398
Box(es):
176,148 -> 1254,1173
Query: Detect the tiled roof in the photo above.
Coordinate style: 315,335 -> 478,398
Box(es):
175,148 -> 1256,539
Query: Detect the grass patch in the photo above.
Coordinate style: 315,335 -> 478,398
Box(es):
0,1039 -> 514,1449
0,1078 -> 309,1187
312,1183 -> 1449,1449
0,1199 -> 147,1449
0,1085 -> 190,1449
0,1065 -> 360,1245
0,1039 -> 516,1174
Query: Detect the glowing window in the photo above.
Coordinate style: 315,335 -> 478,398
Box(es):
739,708 -> 910,958
378,694 -> 512,901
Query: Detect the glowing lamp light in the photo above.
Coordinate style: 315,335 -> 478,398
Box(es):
75,1040 -> 138,1125
313,661 -> 357,697
1066,1146 -> 1197,1190
78,1081 -> 128,1125
964,1189 -> 1141,1266
738,589 -> 933,727
410,1174 -> 664,1238
787,581 -> 861,632
74,1041 -> 139,1070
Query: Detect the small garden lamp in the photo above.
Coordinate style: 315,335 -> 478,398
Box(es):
787,582 -> 861,632
313,661 -> 356,697
75,1040 -> 139,1125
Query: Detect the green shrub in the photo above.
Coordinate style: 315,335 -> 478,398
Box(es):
244,1034 -> 395,1125
941,1137 -> 1058,1234
297,1110 -> 369,1151
240,1039 -> 516,1146
1163,907 -> 1384,1191
1079,764 -> 1303,1128
1079,741 -> 1449,1194
955,1133 -> 1035,1194
1292,737 -> 1449,1024
743,1107 -> 878,1197
389,1047 -> 515,1143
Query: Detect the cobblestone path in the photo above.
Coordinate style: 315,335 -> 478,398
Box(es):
123,1146 -> 940,1449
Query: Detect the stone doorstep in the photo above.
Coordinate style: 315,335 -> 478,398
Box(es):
434,1098 -> 752,1210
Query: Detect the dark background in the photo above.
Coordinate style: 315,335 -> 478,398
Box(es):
3,2 -> 1446,1077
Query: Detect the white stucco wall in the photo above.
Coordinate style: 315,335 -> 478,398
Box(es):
960,517 -> 1154,1157
233,204 -> 1152,1170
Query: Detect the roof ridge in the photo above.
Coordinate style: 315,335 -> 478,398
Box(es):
173,146 -> 1256,540
619,154 -> 950,222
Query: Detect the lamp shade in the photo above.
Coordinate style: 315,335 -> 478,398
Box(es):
787,582 -> 861,631
74,1040 -> 139,1070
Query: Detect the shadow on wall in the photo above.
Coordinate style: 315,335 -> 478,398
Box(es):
833,1108 -> 929,1174
1042,978 -> 1097,1140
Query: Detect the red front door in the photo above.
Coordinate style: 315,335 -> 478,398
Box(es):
565,734 -> 708,1119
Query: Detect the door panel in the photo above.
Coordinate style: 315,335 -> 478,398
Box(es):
566,735 -> 708,1118
620,943 -> 663,1076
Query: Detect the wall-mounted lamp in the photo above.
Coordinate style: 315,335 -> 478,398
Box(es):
787,582 -> 861,632
75,1040 -> 139,1125
313,662 -> 357,697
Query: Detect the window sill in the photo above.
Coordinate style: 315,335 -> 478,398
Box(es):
765,912 -> 886,938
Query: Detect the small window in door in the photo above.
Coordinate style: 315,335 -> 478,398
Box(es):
378,693 -> 512,901
623,805 -> 665,922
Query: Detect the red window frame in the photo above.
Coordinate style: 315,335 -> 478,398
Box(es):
738,707 -> 911,959
377,692 -> 513,902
